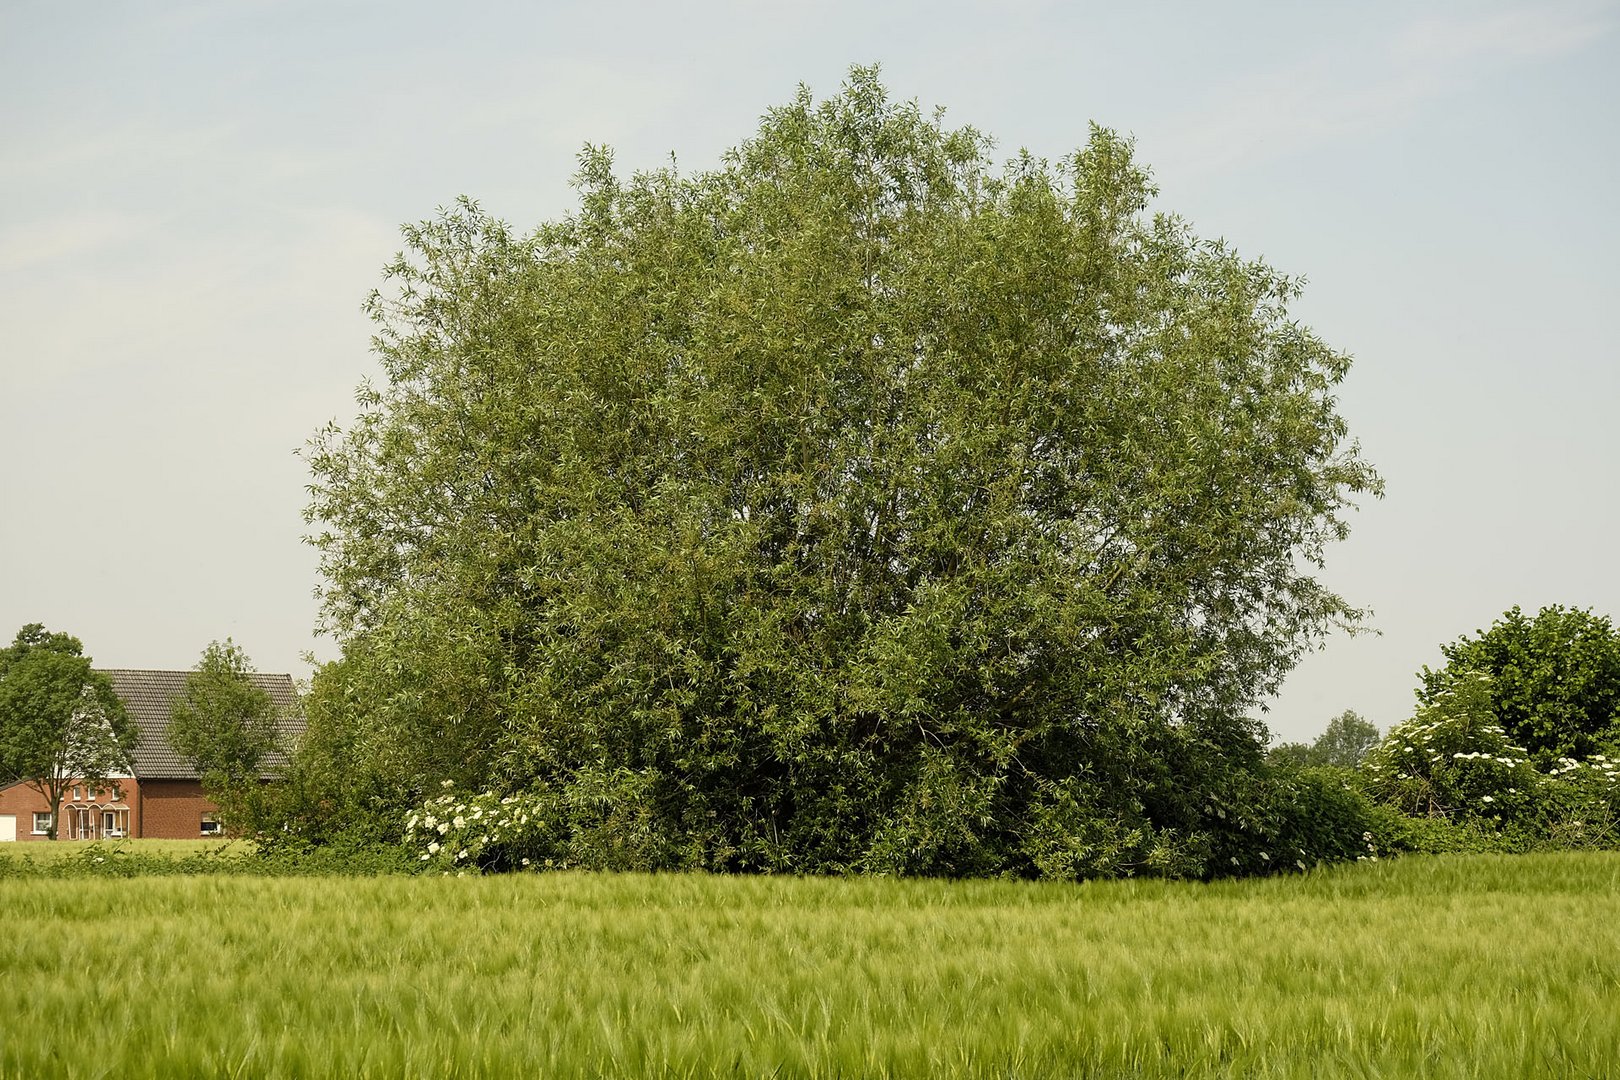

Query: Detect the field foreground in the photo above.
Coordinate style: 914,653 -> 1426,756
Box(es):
4,854 -> 1618,1078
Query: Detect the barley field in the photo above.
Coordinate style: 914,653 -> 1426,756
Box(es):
3,853 -> 1618,1078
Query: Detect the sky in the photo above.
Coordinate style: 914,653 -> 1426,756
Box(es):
1,0 -> 1616,743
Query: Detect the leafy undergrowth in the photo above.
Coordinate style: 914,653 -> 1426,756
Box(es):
4,853 -> 1618,1078
0,837 -> 413,877
0,838 -> 255,862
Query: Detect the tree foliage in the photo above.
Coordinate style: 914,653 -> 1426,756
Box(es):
1269,709 -> 1380,769
169,640 -> 279,824
169,641 -> 286,835
0,624 -> 133,840
1418,605 -> 1620,766
301,68 -> 1379,877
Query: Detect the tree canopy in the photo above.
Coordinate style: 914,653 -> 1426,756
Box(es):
1270,710 -> 1380,769
1418,605 -> 1620,766
169,640 -> 278,785
301,68 -> 1380,877
168,639 -> 281,834
0,624 -> 132,839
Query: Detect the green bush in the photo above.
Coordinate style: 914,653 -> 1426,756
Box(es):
1264,767 -> 1386,868
0,839 -> 415,879
1361,668 -> 1620,854
1419,605 -> 1620,765
1362,671 -> 1538,827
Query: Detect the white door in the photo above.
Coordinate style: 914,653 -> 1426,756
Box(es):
0,815 -> 15,842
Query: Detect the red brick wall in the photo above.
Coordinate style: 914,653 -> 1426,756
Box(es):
137,780 -> 220,839
0,778 -> 222,841
0,779 -> 138,841
0,780 -> 54,841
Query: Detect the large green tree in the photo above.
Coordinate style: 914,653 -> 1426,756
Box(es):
1418,605 -> 1620,765
0,624 -> 133,840
303,68 -> 1380,877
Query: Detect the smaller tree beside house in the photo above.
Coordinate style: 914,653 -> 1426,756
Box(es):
0,625 -> 134,840
168,640 -> 280,833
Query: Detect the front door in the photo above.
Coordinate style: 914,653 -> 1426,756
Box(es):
71,806 -> 97,840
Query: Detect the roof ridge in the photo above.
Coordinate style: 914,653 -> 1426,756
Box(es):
97,667 -> 295,677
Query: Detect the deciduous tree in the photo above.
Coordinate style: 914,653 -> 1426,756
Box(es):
302,68 -> 1380,876
1270,710 -> 1380,768
169,640 -> 279,828
0,624 -> 132,840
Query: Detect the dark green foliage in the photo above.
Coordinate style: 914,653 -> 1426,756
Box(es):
1260,767 -> 1387,868
245,656 -> 418,850
300,69 -> 1379,877
0,625 -> 133,839
1419,605 -> 1620,766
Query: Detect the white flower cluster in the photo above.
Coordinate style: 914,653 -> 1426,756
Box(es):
1361,704 -> 1543,819
1364,715 -> 1529,775
1449,750 -> 1527,766
1549,754 -> 1620,783
404,781 -> 550,871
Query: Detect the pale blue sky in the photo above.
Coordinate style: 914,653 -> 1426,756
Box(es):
2,0 -> 1616,742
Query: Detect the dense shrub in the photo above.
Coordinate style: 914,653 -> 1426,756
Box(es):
1259,767 -> 1387,868
398,763 -> 1399,880
1362,671 -> 1539,827
1360,667 -> 1620,854
1532,754 -> 1620,849
1419,605 -> 1620,765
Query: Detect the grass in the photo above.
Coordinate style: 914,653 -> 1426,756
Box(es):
4,853 -> 1618,1078
0,837 -> 254,862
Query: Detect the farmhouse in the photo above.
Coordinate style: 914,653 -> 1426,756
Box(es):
0,668 -> 301,842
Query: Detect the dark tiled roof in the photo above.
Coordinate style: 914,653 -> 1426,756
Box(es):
100,669 -> 304,780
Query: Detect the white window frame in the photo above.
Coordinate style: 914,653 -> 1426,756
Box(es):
32,812 -> 52,835
199,813 -> 222,836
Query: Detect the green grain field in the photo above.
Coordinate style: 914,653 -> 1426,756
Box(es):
4,853 -> 1618,1078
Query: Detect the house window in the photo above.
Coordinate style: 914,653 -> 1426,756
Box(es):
32,812 -> 52,835
200,814 -> 222,836
73,786 -> 84,802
